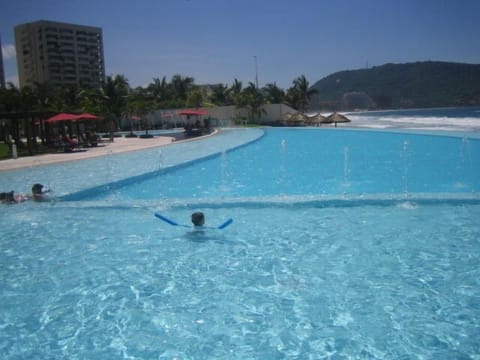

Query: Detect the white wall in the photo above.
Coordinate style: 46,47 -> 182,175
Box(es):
142,104 -> 297,128
120,104 -> 297,128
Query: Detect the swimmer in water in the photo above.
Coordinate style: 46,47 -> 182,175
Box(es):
31,183 -> 51,202
0,190 -> 29,204
191,212 -> 205,227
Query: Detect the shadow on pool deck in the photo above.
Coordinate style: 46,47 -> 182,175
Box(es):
0,129 -> 219,172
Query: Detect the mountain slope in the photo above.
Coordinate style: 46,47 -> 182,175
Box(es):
309,61 -> 480,110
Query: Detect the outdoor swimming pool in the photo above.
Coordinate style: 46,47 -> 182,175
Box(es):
1,122 -> 480,358
74,128 -> 479,201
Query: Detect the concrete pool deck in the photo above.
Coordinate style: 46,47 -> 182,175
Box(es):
0,131 -> 218,172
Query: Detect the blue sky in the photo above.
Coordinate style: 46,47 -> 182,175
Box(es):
1,0 -> 479,89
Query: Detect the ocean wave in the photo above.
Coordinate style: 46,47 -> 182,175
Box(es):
347,115 -> 480,131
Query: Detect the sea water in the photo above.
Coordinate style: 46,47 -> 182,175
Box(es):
348,106 -> 480,131
1,108 -> 480,359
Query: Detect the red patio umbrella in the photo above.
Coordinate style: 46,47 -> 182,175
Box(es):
73,113 -> 101,141
178,109 -> 209,116
45,113 -> 79,123
75,113 -> 100,121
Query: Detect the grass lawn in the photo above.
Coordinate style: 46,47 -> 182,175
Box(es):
0,142 -> 57,160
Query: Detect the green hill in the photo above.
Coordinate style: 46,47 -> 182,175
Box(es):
309,61 -> 480,110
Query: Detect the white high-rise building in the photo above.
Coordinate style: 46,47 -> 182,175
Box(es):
14,20 -> 105,89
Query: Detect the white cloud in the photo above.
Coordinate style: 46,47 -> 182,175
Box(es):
5,75 -> 19,87
2,44 -> 16,60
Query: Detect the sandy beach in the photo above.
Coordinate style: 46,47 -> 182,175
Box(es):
0,135 -> 180,172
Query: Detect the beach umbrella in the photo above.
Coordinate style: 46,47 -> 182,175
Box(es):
292,112 -> 308,121
44,113 -> 79,140
280,112 -> 294,126
71,114 -> 101,138
281,112 -> 294,121
324,112 -> 351,124
75,113 -> 101,121
279,112 -> 292,123
178,109 -> 209,116
45,113 -> 79,123
307,113 -> 326,126
289,112 -> 308,126
74,114 -> 102,141
282,112 -> 300,125
178,109 -> 209,128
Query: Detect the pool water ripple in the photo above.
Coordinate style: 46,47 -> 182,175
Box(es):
1,202 -> 480,357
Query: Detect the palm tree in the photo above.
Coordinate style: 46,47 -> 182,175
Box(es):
125,88 -> 153,137
228,78 -> 243,105
147,76 -> 170,105
78,87 -> 103,114
0,84 -> 40,154
170,74 -> 194,102
186,89 -> 204,109
31,82 -> 53,144
209,83 -> 229,106
287,75 -> 318,112
19,85 -> 38,154
99,75 -> 130,136
1,83 -> 24,149
51,85 -> 80,113
238,82 -> 265,124
263,82 -> 285,104
32,81 -> 52,113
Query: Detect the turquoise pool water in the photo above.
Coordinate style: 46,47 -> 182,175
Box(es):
1,123 -> 479,358
75,128 -> 479,201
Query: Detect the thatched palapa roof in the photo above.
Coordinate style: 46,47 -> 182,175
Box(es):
306,113 -> 326,125
324,112 -> 350,123
281,112 -> 295,121
279,111 -> 349,126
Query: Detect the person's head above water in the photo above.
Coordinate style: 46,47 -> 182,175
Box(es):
191,212 -> 205,226
31,183 -> 51,201
32,183 -> 44,194
0,191 -> 15,203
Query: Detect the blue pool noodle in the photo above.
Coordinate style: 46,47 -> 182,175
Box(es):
154,212 -> 233,230
217,218 -> 233,229
154,213 -> 182,226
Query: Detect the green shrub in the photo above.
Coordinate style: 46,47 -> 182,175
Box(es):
0,143 -> 9,159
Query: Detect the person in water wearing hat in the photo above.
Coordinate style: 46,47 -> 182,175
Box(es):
31,183 -> 51,201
